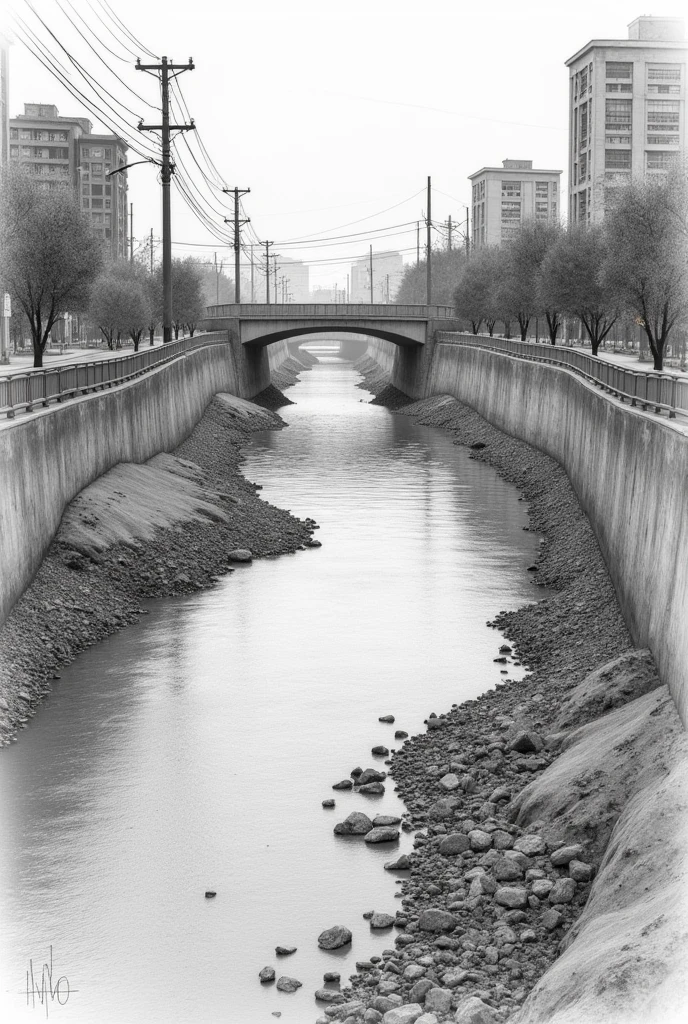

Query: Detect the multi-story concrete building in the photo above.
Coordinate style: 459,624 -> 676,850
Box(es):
350,251 -> 404,302
9,104 -> 128,258
469,160 -> 562,248
0,36 -> 9,172
274,256 -> 309,302
566,16 -> 687,224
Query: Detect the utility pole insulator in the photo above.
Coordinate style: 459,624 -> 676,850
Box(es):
223,186 -> 250,304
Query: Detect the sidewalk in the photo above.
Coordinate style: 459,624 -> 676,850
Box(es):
568,344 -> 688,379
0,338 -> 166,376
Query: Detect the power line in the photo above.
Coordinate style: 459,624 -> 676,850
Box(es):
96,0 -> 158,58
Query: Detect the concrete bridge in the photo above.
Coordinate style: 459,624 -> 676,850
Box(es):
203,303 -> 461,349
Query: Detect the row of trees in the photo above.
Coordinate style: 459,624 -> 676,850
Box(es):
0,168 -> 206,366
453,166 -> 688,370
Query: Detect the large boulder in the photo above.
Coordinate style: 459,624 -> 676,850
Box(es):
453,996 -> 496,1023
382,1004 -> 424,1024
358,768 -> 386,785
439,833 -> 470,856
364,827 -> 400,843
318,925 -> 352,949
275,976 -> 302,992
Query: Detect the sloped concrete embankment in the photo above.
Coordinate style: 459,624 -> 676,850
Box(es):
339,351 -> 688,1024
0,393 -> 316,744
0,336 -> 299,629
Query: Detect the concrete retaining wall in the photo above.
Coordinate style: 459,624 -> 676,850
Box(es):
0,336 -> 294,626
363,337 -> 688,727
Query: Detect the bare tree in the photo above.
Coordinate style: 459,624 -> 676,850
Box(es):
500,221 -> 561,342
539,225 -> 619,356
454,248 -> 502,334
602,167 -> 688,370
0,169 -> 103,366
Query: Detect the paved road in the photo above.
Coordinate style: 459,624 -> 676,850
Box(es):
0,339 -> 166,376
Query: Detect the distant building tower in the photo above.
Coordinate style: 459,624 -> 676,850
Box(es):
9,103 -> 128,259
349,251 -> 404,302
565,16 -> 687,225
468,160 -> 562,248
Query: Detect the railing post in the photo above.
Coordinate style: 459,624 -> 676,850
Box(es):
669,375 -> 677,419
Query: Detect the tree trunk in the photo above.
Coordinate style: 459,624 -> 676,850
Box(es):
189,325 -> 196,337
149,327 -> 155,346
486,320 -> 495,337
33,343 -> 43,368
174,324 -> 179,340
471,320 -> 480,335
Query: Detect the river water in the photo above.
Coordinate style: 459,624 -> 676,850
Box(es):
0,356 -> 544,1024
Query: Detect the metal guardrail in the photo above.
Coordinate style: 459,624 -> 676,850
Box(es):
436,332 -> 687,420
207,302 -> 456,319
0,332 -> 230,420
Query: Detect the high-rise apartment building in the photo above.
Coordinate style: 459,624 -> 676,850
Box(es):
469,160 -> 562,248
9,104 -> 128,258
274,256 -> 309,302
566,16 -> 687,224
0,36 -> 9,171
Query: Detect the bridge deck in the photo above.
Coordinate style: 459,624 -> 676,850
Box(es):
206,302 -> 455,320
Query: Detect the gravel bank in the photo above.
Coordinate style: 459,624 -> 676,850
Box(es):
0,391 -> 314,746
321,363 -> 684,1024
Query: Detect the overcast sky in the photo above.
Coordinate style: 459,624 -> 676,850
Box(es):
4,0 -> 687,288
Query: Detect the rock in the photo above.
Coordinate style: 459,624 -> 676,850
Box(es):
351,767 -> 363,777
494,886 -> 529,909
531,879 -> 554,899
373,815 -> 402,827
334,812 -> 373,835
359,782 -> 386,795
373,995 -> 402,1011
507,729 -> 544,753
382,1005 -> 424,1024
318,925 -> 352,949
372,745 -> 389,756
453,995 -> 497,1023
275,946 -> 296,956
427,717 -> 445,730
549,877 -> 576,904
499,644 -> 512,653
425,989 -> 452,1014
370,912 -> 396,928
227,548 -> 252,562
315,988 -> 345,1003
492,829 -> 514,850
488,786 -> 511,803
379,715 -> 395,723
513,834 -> 546,856
204,891 -> 216,898
569,859 -> 593,882
404,964 -> 426,981
395,730 -> 409,739
550,844 -> 584,866
468,829 -> 492,852
416,1014 -> 439,1024
409,978 -> 435,1002
542,907 -> 565,930
332,779 -> 354,790
493,857 -> 524,882
439,832 -> 470,856
358,768 -> 386,785
306,538 -> 322,547
384,854 -> 411,870
323,972 -> 340,982
418,908 -> 459,932
439,773 -> 460,791
364,827 -> 399,843
365,1011 -> 384,1024
428,796 -> 461,819
322,799 -> 335,808
259,966 -> 276,982
275,976 -> 302,993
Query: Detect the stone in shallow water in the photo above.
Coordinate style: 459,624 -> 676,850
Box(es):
332,779 -> 353,790
394,730 -> 408,740
357,767 -> 386,785
227,548 -> 252,562
373,814 -> 402,827
370,912 -> 396,928
275,976 -> 301,993
359,781 -> 386,795
322,798 -> 335,808
372,745 -> 390,756
379,715 -> 395,723
334,811 -> 373,835
275,946 -> 296,956
315,987 -> 345,1003
317,925 -> 352,949
384,854 -> 411,870
364,826 -> 399,843
259,966 -> 275,983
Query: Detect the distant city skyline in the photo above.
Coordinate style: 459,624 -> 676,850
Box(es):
2,1 -> 687,287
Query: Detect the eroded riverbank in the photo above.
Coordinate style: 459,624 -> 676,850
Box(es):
0,391 -> 314,745
331,360 -> 688,1024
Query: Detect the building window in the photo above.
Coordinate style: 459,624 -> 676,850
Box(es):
82,147 -> 90,158
10,127 -> 18,139
605,98 -> 632,132
646,100 -> 680,135
606,83 -> 633,93
20,130 -> 31,140
91,198 -> 103,209
647,135 -> 680,146
91,184 -> 103,196
21,146 -> 31,157
578,190 -> 587,221
535,201 -> 549,219
580,154 -> 588,180
91,162 -> 103,174
647,64 -> 681,82
82,199 -> 90,208
105,199 -> 111,209
605,149 -> 631,170
501,201 -> 521,221
535,182 -> 549,198
104,148 -> 111,160
91,147 -> 104,158
646,151 -> 676,171
501,181 -> 521,197
580,103 -> 588,147
10,145 -> 18,158
82,184 -> 89,195
606,61 -> 632,80
606,134 -> 631,145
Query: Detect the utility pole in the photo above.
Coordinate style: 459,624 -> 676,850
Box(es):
137,55 -> 195,343
346,272 -> 349,303
426,176 -> 432,308
150,228 -> 154,274
250,244 -> 255,303
386,274 -> 390,303
447,214 -> 452,252
262,241 -> 273,302
416,221 -> 420,265
369,245 -> 374,303
273,256 -> 279,304
129,203 -> 134,261
465,208 -> 470,257
214,252 -> 224,305
223,186 -> 250,303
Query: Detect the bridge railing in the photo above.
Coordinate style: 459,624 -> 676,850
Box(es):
436,332 -> 688,419
206,302 -> 456,319
0,332 -> 230,420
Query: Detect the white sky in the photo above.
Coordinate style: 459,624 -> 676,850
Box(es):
3,0 -> 687,288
